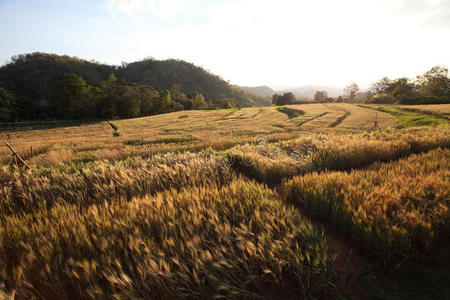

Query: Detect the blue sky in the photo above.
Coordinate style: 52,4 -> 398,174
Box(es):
1,0 -> 449,88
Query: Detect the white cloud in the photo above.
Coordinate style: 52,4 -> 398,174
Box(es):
106,0 -> 211,20
103,0 -> 450,87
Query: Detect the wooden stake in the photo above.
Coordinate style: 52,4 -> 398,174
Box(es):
5,143 -> 31,169
368,113 -> 383,133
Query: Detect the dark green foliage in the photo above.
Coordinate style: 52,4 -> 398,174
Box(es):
398,96 -> 450,105
0,53 -> 270,121
0,53 -> 115,101
391,78 -> 416,99
416,65 -> 450,97
52,73 -> 89,119
271,92 -> 296,105
368,66 -> 450,104
0,87 -> 15,121
116,58 -> 269,107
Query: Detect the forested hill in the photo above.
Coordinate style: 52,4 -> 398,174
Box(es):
0,53 -> 270,114
118,59 -> 269,107
0,53 -> 115,101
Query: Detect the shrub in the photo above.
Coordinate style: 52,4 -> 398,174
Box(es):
365,93 -> 395,104
399,96 -> 450,105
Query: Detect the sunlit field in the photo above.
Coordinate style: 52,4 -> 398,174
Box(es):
0,104 -> 400,167
397,104 -> 450,119
1,104 -> 449,299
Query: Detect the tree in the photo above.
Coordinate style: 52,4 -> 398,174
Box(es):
117,95 -> 140,118
67,90 -> 94,119
157,89 -> 171,113
0,87 -> 15,121
344,82 -> 359,101
416,66 -> 449,97
52,73 -> 89,119
136,86 -> 158,116
220,98 -> 238,109
370,77 -> 393,94
12,95 -> 37,121
334,96 -> 344,103
271,94 -> 280,105
184,99 -> 194,110
170,84 -> 184,101
272,92 -> 296,105
313,90 -> 327,102
192,93 -> 208,109
390,78 -> 416,99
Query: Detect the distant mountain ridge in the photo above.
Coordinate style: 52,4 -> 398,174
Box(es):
0,52 -> 270,107
240,85 -> 275,97
240,84 -> 344,100
278,85 -> 344,99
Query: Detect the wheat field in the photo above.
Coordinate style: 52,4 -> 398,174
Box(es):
1,104 -> 449,299
0,104 -> 401,167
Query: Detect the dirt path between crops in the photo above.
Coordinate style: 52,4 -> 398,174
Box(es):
274,185 -> 369,299
297,112 -> 329,127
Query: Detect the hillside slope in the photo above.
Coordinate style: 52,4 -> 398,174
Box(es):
0,53 -> 115,101
0,53 -> 270,107
119,59 -> 269,107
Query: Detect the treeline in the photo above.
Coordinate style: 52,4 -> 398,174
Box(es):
366,66 -> 450,104
307,66 -> 450,105
272,91 -> 332,105
0,52 -> 269,121
0,73 -> 238,121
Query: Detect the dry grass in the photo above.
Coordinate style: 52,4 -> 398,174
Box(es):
0,152 -> 234,216
0,179 -> 330,299
28,150 -> 74,167
1,105 -> 449,298
96,148 -> 125,161
0,104 -> 404,166
227,126 -> 450,185
284,148 -> 450,265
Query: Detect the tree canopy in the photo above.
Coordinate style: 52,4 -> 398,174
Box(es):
313,90 -> 328,102
367,66 -> 450,104
271,92 -> 296,106
0,52 -> 272,121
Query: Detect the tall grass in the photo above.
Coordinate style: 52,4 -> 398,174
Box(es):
0,180 -> 330,299
284,148 -> 450,265
228,126 -> 450,185
0,152 -> 233,216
